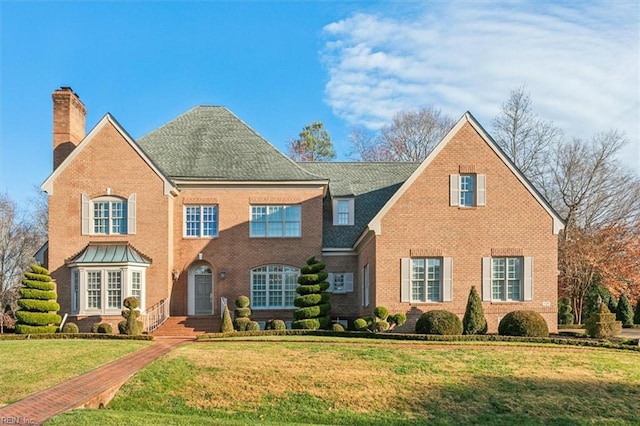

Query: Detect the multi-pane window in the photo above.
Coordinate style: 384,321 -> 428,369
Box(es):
333,274 -> 345,293
131,271 -> 142,301
107,271 -> 122,309
93,200 -> 127,234
337,200 -> 350,225
411,258 -> 441,302
492,258 -> 521,301
73,268 -> 146,314
184,205 -> 218,237
250,205 -> 301,237
71,270 -> 80,313
251,265 -> 299,308
87,271 -> 102,309
459,175 -> 475,207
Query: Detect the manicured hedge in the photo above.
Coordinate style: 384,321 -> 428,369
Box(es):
499,310 -> 549,337
415,310 -> 462,335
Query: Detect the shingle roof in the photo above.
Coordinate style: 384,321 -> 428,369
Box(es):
297,162 -> 419,248
137,106 -> 320,181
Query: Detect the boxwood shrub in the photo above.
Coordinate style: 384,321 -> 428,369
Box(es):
265,319 -> 286,330
62,322 -> 79,333
415,310 -> 462,335
498,310 -> 549,337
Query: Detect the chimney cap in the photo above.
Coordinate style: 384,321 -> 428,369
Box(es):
57,86 -> 80,97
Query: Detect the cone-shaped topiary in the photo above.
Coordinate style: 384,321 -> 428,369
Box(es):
292,256 -> 331,329
221,304 -> 234,333
118,297 -> 143,335
15,265 -> 60,334
615,294 -> 634,327
462,286 -> 487,335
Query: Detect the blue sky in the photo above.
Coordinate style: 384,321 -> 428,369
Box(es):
1,0 -> 638,208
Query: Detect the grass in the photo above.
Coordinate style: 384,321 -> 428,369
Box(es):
0,339 -> 153,405
47,338 -> 640,425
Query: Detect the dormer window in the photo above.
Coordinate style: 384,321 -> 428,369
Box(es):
332,198 -> 354,226
81,193 -> 136,235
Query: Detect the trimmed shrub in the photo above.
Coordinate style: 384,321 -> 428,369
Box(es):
585,304 -> 621,338
234,317 -> 250,331
235,296 -> 250,308
293,257 -> 331,330
246,321 -> 260,331
616,294 -> 634,327
462,286 -> 487,335
118,297 -> 143,335
91,323 -> 101,333
294,293 -> 329,307
374,306 -> 389,321
331,322 -> 345,332
19,288 -> 57,301
353,318 -> 368,330
294,283 -> 330,295
373,320 -> 389,332
235,307 -> 252,318
14,324 -> 58,334
498,310 -> 549,337
234,296 -> 252,324
558,297 -> 574,325
607,296 -> 618,314
92,323 -> 113,334
355,307 -> 406,333
15,265 -> 60,334
220,305 -> 234,333
388,313 -> 407,328
62,322 -> 79,334
293,303 -> 331,320
15,311 -> 60,326
415,310 -> 462,335
16,299 -> 60,313
265,319 -> 286,330
635,298 -> 640,325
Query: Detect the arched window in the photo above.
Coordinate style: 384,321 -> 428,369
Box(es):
81,193 -> 136,235
251,265 -> 299,309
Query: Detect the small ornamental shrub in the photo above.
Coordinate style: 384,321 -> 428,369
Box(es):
462,286 -> 487,335
220,304 -> 234,333
265,319 -> 286,330
235,296 -> 250,309
585,304 -> 621,338
353,318 -> 369,330
374,306 -> 389,320
634,298 -> 640,325
15,265 -> 61,334
91,323 -> 100,333
246,321 -> 261,331
292,257 -> 331,330
62,322 -> 79,333
415,310 -> 462,335
615,294 -> 634,327
558,297 -> 575,325
498,310 -> 549,337
355,307 -> 407,333
331,322 -> 345,332
118,297 -> 143,335
234,317 -> 250,331
93,323 -> 113,334
235,307 -> 252,318
388,313 -> 407,328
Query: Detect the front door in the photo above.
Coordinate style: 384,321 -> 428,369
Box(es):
194,274 -> 212,315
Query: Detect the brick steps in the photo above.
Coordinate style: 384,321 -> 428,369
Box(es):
152,316 -> 220,336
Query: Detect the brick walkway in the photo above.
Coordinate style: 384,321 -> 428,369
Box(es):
0,337 -> 192,425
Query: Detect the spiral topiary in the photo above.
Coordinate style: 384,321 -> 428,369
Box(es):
292,257 -> 331,330
118,297 -> 143,335
15,265 -> 60,334
234,295 -> 252,331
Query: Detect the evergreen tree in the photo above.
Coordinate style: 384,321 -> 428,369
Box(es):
558,297 -> 574,325
15,265 -> 60,334
634,298 -> 640,325
292,257 -> 331,329
221,304 -> 234,333
607,295 -> 618,314
462,286 -> 487,335
615,293 -> 634,327
286,122 -> 336,161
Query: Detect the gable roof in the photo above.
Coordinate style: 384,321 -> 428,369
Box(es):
137,106 -> 321,182
297,162 -> 419,248
367,112 -> 565,237
41,114 -> 177,196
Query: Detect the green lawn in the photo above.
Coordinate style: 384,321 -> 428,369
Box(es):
47,338 -> 640,425
0,339 -> 153,405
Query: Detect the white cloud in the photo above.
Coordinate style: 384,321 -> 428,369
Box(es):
321,1 -> 639,172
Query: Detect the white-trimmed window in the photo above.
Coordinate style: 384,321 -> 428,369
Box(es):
482,257 -> 533,302
450,174 -> 486,207
401,257 -> 453,303
250,205 -> 301,237
184,205 -> 219,237
332,198 -> 355,226
328,272 -> 354,294
82,194 -> 136,235
70,267 -> 147,315
251,265 -> 299,308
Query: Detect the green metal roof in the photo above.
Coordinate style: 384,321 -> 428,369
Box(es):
136,106 -> 321,182
69,244 -> 151,265
297,162 -> 419,248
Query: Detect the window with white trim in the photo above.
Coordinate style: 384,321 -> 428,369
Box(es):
401,257 -> 453,303
70,267 -> 147,315
184,205 -> 219,237
251,265 -> 299,308
250,205 -> 301,237
328,272 -> 354,294
332,198 -> 355,226
482,256 -> 533,302
82,194 -> 136,235
450,174 -> 486,207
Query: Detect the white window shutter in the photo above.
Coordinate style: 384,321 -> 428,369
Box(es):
443,257 -> 453,302
450,174 -> 460,207
400,258 -> 410,302
523,257 -> 533,301
331,199 -> 338,226
327,273 -> 335,293
476,174 -> 486,206
127,193 -> 137,235
344,273 -> 354,293
482,257 -> 492,301
81,194 -> 90,235
348,199 -> 355,225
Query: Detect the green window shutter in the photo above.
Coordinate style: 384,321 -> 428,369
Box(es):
482,257 -> 492,301
344,272 -> 354,293
443,257 -> 453,302
476,174 -> 486,206
450,174 -> 460,207
81,194 -> 90,235
127,193 -> 137,235
401,258 -> 410,302
523,257 -> 533,301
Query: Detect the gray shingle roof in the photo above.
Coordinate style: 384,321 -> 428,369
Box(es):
137,106 -> 320,181
297,162 -> 419,248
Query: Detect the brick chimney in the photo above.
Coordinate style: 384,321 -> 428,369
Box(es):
52,87 -> 86,170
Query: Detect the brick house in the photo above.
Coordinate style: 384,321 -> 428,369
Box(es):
42,87 -> 563,334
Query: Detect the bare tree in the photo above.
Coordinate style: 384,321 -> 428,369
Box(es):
287,121 -> 336,162
350,106 -> 455,162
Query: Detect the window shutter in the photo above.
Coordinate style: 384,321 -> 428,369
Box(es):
482,257 -> 492,301
327,273 -> 335,293
400,258 -> 410,302
442,257 -> 453,302
476,174 -> 486,206
127,193 -> 137,235
81,194 -> 90,235
450,174 -> 460,207
348,199 -> 355,225
331,199 -> 338,226
344,273 -> 354,293
523,257 -> 533,301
